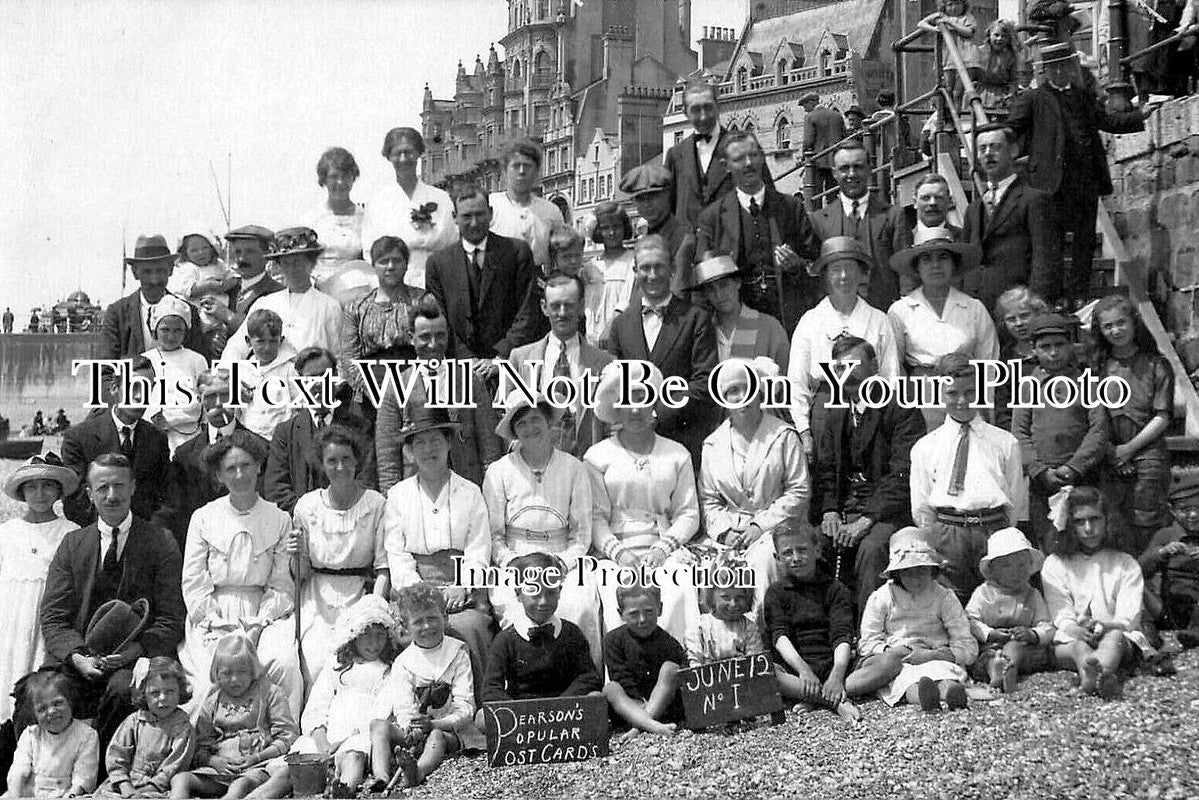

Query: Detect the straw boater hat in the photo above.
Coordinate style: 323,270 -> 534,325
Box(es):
594,360 -> 664,425
1036,42 -> 1080,67
881,532 -> 945,578
979,527 -> 1044,578
399,404 -> 461,443
808,236 -> 874,278
688,254 -> 746,291
3,453 -> 79,501
84,598 -> 151,656
266,227 -> 326,260
495,388 -> 565,442
148,295 -> 193,331
330,595 -> 400,653
124,234 -> 178,265
889,225 -> 981,277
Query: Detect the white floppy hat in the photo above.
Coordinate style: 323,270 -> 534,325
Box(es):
149,295 -> 193,331
714,356 -> 780,397
494,388 -> 565,442
881,530 -> 945,578
593,360 -> 664,425
330,595 -> 399,655
979,527 -> 1044,576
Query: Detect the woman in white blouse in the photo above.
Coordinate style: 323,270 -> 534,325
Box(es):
384,405 -> 494,698
178,431 -> 303,716
488,140 -> 565,269
584,362 -> 700,643
309,147 -> 365,289
789,237 -> 900,460
887,226 -> 999,429
360,127 -> 457,290
483,389 -> 601,664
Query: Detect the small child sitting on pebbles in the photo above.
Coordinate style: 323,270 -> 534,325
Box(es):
685,575 -> 763,665
602,584 -> 687,737
762,522 -> 860,722
846,531 -> 978,712
966,528 -> 1055,692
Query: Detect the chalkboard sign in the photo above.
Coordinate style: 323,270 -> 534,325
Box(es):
482,695 -> 611,768
678,652 -> 785,729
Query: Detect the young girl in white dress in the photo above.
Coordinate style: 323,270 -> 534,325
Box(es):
0,455 -> 79,721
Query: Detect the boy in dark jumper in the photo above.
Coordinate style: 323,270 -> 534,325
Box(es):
602,585 -> 687,736
482,552 -> 602,702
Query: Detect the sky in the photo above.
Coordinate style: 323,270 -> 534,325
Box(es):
0,0 -> 744,316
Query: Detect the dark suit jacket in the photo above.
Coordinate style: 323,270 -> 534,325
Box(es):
61,412 -> 175,531
510,334 -> 615,459
426,233 -> 546,360
375,366 -> 503,493
227,274 -> 285,319
962,175 -> 1059,308
810,195 -> 904,310
40,518 -> 185,665
815,402 -> 926,527
1006,81 -> 1144,196
664,129 -> 776,230
803,106 -> 848,168
168,422 -> 268,549
607,297 -> 719,463
695,188 -> 823,328
101,291 -> 210,361
263,402 -> 376,514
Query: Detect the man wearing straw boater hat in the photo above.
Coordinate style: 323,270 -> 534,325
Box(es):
694,129 -> 822,334
1006,42 -> 1146,307
688,253 -> 789,366
102,234 -> 208,360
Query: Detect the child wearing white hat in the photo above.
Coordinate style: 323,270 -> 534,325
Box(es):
142,294 -> 208,453
965,528 -> 1055,693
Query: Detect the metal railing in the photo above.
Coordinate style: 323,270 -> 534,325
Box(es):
1119,24 -> 1199,66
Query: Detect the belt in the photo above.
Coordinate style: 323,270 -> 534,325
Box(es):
310,566 -> 375,578
934,507 -> 1007,527
506,526 -> 570,548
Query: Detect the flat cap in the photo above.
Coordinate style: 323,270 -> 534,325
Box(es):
1030,313 -> 1072,340
619,163 -> 671,198
225,225 -> 275,244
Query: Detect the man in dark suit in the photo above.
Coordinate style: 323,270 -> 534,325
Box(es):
662,80 -> 775,230
39,452 -> 185,750
695,130 -> 822,334
814,337 -> 926,610
809,143 -> 904,310
425,188 -> 545,385
607,234 -> 719,467
168,369 -> 267,547
1006,44 -> 1145,305
61,356 -> 175,532
801,93 -> 847,200
963,124 -> 1059,312
375,294 -> 502,492
102,234 -> 209,361
263,347 -> 375,513
194,225 -> 283,357
510,274 -> 615,458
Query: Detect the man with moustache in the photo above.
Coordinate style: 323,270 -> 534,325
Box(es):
194,225 -> 283,357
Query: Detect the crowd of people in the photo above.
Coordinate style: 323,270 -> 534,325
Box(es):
1,27 -> 1199,798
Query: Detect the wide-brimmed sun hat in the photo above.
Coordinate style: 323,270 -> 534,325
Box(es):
881,533 -> 945,578
889,226 -> 981,276
594,360 -> 664,425
124,234 -> 178,265
399,404 -> 461,444
330,595 -> 400,654
495,388 -> 565,442
808,236 -> 874,278
3,453 -> 79,501
266,227 -> 326,260
979,527 -> 1044,577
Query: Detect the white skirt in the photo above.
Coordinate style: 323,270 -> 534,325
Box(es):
879,661 -> 968,706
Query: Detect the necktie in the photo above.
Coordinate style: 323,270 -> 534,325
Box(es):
528,623 -> 555,644
749,197 -> 761,217
641,305 -> 661,318
985,182 -> 999,215
471,248 -> 483,284
947,422 -> 970,497
119,426 -> 134,460
850,200 -> 862,237
552,345 -> 577,454
102,525 -> 121,572
314,411 -> 329,431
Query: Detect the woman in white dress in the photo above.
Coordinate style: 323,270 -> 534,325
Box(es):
699,357 -> 810,608
584,362 -> 701,644
179,431 -> 304,717
383,405 -> 494,700
309,147 -> 365,289
483,389 -> 601,664
0,455 -> 79,720
288,424 -> 389,683
360,127 -> 457,290
584,202 -> 636,349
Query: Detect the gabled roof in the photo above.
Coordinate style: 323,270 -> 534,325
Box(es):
727,0 -> 888,79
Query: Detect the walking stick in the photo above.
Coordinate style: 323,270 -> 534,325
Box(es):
291,527 -> 309,684
768,217 -> 787,327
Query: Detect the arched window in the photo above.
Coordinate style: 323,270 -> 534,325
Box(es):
736,66 -> 748,92
511,59 -> 522,79
820,49 -> 832,76
745,121 -> 755,133
777,59 -> 788,85
534,50 -> 549,76
776,117 -> 790,150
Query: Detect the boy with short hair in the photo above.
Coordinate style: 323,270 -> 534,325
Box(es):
763,522 -> 860,721
236,308 -> 299,440
602,585 -> 687,736
1139,478 -> 1199,648
1012,314 -> 1110,550
482,552 -> 602,702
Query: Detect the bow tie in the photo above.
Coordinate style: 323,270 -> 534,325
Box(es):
528,623 -> 555,643
694,133 -> 712,144
642,305 -> 666,318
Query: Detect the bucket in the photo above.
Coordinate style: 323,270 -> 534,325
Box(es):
285,752 -> 330,796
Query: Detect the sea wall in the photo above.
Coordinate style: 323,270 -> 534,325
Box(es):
0,333 -> 105,421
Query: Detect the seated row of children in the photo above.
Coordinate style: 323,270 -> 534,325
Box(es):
3,489 -> 1170,797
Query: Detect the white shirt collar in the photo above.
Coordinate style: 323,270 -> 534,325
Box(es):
840,192 -> 868,219
641,295 -> 671,311
209,419 -> 237,443
310,407 -> 332,428
736,186 -> 767,211
985,172 -> 1019,201
240,271 -> 266,289
511,610 -> 563,642
110,409 -> 136,438
99,512 -> 133,538
915,219 -> 946,236
463,238 -> 487,256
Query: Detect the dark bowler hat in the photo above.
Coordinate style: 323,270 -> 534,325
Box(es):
619,163 -> 671,198
1030,313 -> 1072,340
224,225 -> 275,246
399,404 -> 460,444
124,234 -> 178,265
84,598 -> 151,656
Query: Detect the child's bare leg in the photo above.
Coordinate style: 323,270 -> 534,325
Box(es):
643,662 -> 680,720
243,770 -> 290,800
1000,641 -> 1030,692
986,652 -> 1009,689
171,773 -> 223,799
940,679 -> 968,710
338,752 -> 367,788
416,731 -> 448,783
833,698 -> 861,723
1055,641 -> 1099,693
1094,631 -> 1129,699
224,776 -> 261,799
604,681 -> 675,735
775,672 -> 828,707
369,720 -> 395,782
845,650 -> 904,697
